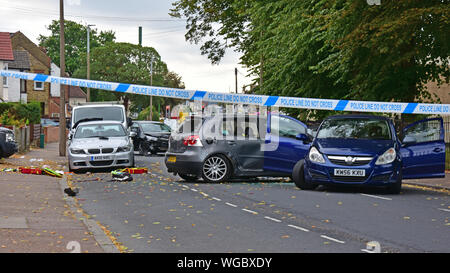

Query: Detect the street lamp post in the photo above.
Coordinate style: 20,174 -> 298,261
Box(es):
86,24 -> 95,102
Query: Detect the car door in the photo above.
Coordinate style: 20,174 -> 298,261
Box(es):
400,117 -> 445,179
224,116 -> 265,172
264,114 -> 311,174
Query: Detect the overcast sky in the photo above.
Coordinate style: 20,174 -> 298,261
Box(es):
0,0 -> 253,93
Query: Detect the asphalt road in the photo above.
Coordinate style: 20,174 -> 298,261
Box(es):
69,154 -> 450,253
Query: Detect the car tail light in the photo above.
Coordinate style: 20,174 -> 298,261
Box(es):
183,135 -> 202,146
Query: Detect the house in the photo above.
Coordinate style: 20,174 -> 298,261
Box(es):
48,62 -> 86,118
10,31 -> 51,117
4,50 -> 31,103
0,32 -> 14,101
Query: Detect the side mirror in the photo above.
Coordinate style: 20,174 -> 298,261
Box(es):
129,131 -> 137,138
402,135 -> 417,146
296,133 -> 310,142
127,117 -> 133,127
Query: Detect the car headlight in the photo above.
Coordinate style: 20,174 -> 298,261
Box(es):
375,148 -> 396,165
146,136 -> 158,141
70,148 -> 85,154
309,146 -> 325,164
5,133 -> 14,142
117,145 -> 132,152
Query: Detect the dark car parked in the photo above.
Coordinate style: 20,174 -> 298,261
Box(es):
131,121 -> 171,155
0,126 -> 18,159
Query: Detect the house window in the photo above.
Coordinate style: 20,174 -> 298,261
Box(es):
20,79 -> 27,93
34,81 -> 44,90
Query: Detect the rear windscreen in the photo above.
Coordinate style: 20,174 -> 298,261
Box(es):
74,107 -> 124,124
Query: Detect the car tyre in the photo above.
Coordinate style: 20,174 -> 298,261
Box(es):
292,159 -> 317,190
139,142 -> 149,156
386,171 -> 402,194
178,173 -> 199,182
202,154 -> 232,183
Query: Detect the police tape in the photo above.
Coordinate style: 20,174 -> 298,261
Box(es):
1,70 -> 449,115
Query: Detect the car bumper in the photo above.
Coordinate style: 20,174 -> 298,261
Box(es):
304,159 -> 401,187
68,151 -> 134,170
165,149 -> 204,176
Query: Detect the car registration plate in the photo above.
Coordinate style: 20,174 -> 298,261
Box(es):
334,169 -> 365,177
90,155 -> 112,161
167,156 -> 176,163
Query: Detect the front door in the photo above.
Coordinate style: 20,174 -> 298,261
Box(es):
400,118 -> 445,179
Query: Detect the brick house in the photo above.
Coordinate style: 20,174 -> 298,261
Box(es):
10,31 -> 51,117
0,32 -> 14,101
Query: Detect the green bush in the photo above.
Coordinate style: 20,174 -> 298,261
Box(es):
0,102 -> 41,126
137,105 -> 160,121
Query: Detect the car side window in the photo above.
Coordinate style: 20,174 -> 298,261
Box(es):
404,119 -> 441,143
271,116 -> 306,139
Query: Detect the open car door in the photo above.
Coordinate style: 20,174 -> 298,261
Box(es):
264,114 -> 311,174
400,117 -> 445,179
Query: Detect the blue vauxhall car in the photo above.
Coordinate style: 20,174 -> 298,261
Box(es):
292,115 -> 446,194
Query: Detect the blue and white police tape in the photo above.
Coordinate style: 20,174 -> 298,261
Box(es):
1,70 -> 449,115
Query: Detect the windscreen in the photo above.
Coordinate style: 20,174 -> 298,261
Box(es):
74,124 -> 127,138
141,123 -> 171,133
73,107 -> 124,124
317,118 -> 392,140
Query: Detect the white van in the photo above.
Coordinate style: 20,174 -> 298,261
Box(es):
68,104 -> 132,137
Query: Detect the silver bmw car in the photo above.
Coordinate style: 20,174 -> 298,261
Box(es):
68,121 -> 135,172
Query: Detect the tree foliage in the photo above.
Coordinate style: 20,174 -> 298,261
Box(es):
38,20 -> 116,75
171,0 -> 449,118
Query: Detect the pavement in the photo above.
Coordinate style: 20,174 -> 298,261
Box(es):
0,142 -> 448,253
0,142 -> 110,253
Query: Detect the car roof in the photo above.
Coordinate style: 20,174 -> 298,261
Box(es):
325,114 -> 390,121
134,121 -> 164,124
76,120 -> 124,126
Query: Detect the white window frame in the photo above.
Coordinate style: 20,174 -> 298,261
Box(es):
34,81 -> 44,91
2,63 -> 8,87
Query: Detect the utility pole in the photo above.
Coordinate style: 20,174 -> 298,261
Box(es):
235,68 -> 238,94
148,55 -> 154,121
86,24 -> 95,102
59,0 -> 67,156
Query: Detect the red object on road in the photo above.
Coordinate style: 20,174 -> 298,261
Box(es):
19,167 -> 43,175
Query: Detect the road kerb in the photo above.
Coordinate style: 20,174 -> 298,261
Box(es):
58,174 -> 120,253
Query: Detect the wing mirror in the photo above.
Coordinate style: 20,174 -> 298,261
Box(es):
296,133 -> 311,143
402,135 -> 417,146
127,117 -> 133,127
129,131 -> 137,138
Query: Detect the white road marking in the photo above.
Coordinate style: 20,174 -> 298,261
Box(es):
360,194 -> 392,201
320,235 -> 345,244
287,224 -> 310,232
200,192 -> 209,197
438,208 -> 450,212
190,188 -> 198,192
264,216 -> 282,223
242,208 -> 258,215
181,185 -> 189,189
211,197 -> 222,202
225,202 -> 237,208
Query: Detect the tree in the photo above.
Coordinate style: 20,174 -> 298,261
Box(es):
171,0 -> 449,119
73,42 -> 186,116
38,20 -> 116,75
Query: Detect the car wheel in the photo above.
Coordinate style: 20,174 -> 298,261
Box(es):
202,154 -> 232,183
139,142 -> 149,156
386,171 -> 402,194
292,159 -> 317,190
178,173 -> 199,182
